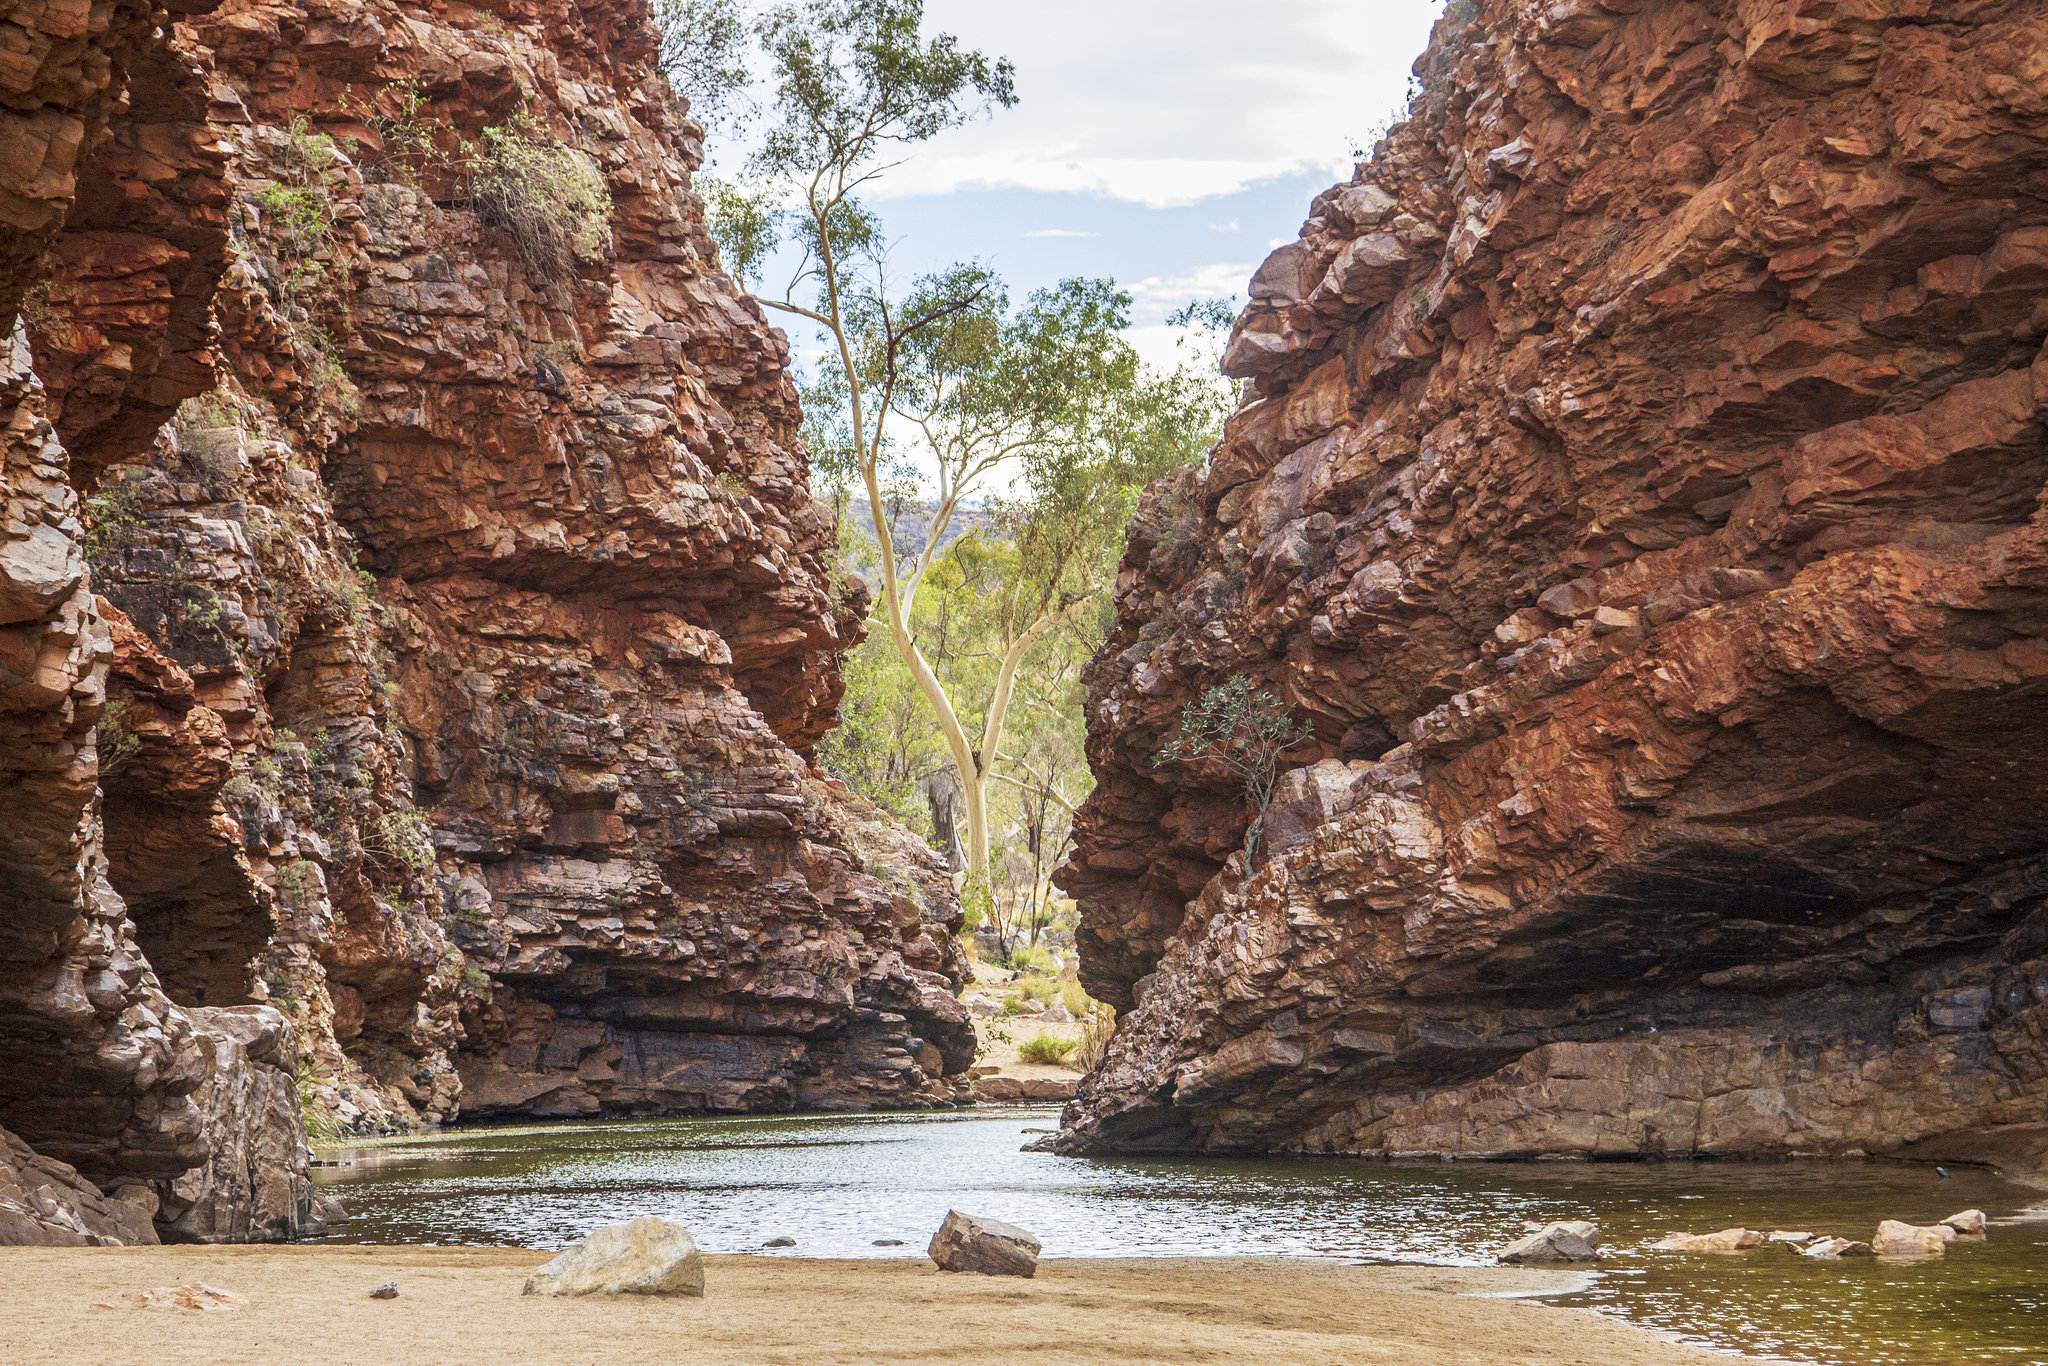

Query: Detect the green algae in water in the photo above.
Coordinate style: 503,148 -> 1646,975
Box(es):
315,1109 -> 2048,1365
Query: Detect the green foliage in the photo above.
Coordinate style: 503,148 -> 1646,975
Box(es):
1155,677 -> 1311,866
1017,1033 -> 1079,1066
252,116 -> 346,313
462,964 -> 495,1001
1004,946 -> 1059,976
366,809 -> 435,876
699,176 -> 782,289
816,627 -> 944,836
654,0 -> 754,129
469,113 -> 614,280
972,1024 -> 1011,1062
80,478 -> 145,566
342,75 -> 440,187
298,1058 -> 347,1145
95,699 -> 142,777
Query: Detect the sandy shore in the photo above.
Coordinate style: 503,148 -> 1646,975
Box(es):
0,1245 -> 1729,1365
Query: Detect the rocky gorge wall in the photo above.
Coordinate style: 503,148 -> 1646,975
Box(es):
0,0 -> 970,1244
1056,0 -> 2048,1171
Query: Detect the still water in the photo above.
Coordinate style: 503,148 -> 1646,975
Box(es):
314,1107 -> 2048,1364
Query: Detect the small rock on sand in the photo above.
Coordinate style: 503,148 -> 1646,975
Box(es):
1652,1228 -> 1766,1252
523,1215 -> 705,1297
93,1283 -> 244,1312
1800,1238 -> 1874,1258
1942,1209 -> 1988,1236
1499,1221 -> 1601,1264
369,1282 -> 398,1299
1872,1220 -> 1955,1256
928,1210 -> 1041,1277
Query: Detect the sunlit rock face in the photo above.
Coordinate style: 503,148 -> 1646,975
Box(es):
0,0 -> 969,1241
1056,0 -> 2048,1169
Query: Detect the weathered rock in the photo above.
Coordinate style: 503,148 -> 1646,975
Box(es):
1652,1229 -> 1766,1253
1767,1231 -> 1817,1244
1054,0 -> 2048,1172
1942,1209 -> 1989,1237
762,1236 -> 795,1248
523,1216 -> 705,1297
369,1281 -> 397,1299
0,1123 -> 157,1247
0,0 -> 973,1240
1872,1220 -> 1957,1256
1498,1221 -> 1601,1265
928,1210 -> 1041,1278
1800,1238 -> 1874,1259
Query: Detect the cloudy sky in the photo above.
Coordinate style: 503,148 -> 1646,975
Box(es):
708,0 -> 1447,370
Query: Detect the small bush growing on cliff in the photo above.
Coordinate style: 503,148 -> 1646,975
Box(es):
95,699 -> 142,777
366,809 -> 436,876
80,478 -> 146,566
1154,677 -> 1310,867
468,114 -> 614,281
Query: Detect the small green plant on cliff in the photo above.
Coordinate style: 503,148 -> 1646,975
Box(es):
297,1058 -> 348,1145
80,478 -> 146,566
366,809 -> 435,876
468,112 -> 614,281
1153,677 -> 1310,868
342,75 -> 441,187
253,117 -> 347,313
95,699 -> 142,777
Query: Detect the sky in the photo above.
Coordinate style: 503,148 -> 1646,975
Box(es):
702,0 -> 1446,416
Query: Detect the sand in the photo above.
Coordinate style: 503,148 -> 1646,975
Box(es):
0,1245 -> 1730,1365
964,961 -> 1090,1082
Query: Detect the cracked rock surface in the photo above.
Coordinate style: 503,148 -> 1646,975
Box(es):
1056,0 -> 2048,1169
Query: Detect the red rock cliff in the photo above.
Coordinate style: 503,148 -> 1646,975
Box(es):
0,0 -> 971,1243
1056,0 -> 2048,1169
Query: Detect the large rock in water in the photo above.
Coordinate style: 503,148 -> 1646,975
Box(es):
1652,1229 -> 1766,1253
1052,0 -> 2048,1172
523,1217 -> 705,1297
928,1210 -> 1042,1277
1498,1222 -> 1601,1265
1872,1220 -> 1957,1256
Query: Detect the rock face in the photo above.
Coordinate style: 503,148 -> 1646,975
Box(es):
927,1210 -> 1042,1277
523,1215 -> 705,1297
0,0 -> 968,1240
1056,0 -> 2048,1168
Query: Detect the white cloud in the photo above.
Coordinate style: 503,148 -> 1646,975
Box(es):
1123,262 -> 1259,323
859,0 -> 1444,207
1208,220 -> 1241,233
1023,228 -> 1096,238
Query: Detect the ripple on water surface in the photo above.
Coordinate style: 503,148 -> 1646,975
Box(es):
314,1108 -> 2048,1365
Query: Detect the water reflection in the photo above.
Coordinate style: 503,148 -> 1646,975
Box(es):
315,1108 -> 2048,1365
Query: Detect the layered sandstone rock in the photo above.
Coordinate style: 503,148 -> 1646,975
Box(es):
1057,0 -> 2048,1168
0,0 -> 968,1242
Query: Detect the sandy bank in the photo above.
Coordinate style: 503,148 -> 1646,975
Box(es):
0,1245 -> 1727,1365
